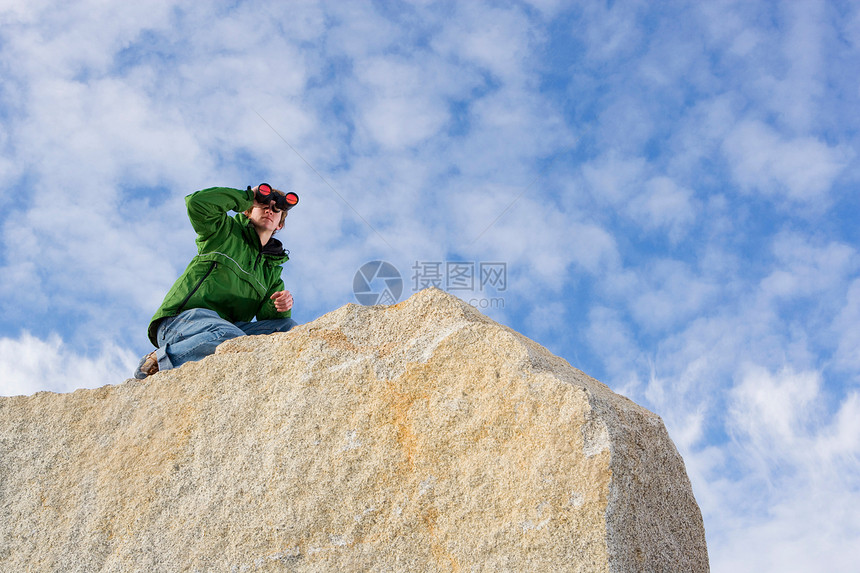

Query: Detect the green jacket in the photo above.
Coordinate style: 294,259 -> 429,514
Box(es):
147,186 -> 291,346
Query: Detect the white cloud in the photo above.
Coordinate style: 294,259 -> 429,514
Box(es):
1,0 -> 175,79
627,259 -> 718,332
774,0 -> 828,132
433,2 -> 538,86
582,152 -> 646,205
323,2 -> 401,59
708,365 -> 860,572
696,0 -> 766,59
710,483 -> 860,573
0,332 -> 137,397
523,300 -> 567,342
729,365 -> 820,460
578,0 -> 644,63
353,55 -> 454,149
447,188 -> 620,296
833,278 -> 860,373
581,154 -> 697,240
847,5 -> 860,50
630,176 -> 697,240
760,233 -> 857,302
722,119 -> 852,204
586,305 -> 646,390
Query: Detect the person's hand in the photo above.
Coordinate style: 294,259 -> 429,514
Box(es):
271,290 -> 293,312
253,196 -> 277,211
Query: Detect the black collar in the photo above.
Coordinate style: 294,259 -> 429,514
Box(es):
262,236 -> 286,256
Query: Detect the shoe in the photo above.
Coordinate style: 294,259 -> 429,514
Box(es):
135,351 -> 159,379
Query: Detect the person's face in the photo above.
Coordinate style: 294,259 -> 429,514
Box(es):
248,202 -> 285,233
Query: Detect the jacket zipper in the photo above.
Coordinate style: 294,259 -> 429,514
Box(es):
175,261 -> 217,315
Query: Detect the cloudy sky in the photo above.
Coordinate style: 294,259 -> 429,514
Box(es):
2,0 -> 859,569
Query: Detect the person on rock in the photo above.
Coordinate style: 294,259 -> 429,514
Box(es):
134,183 -> 299,379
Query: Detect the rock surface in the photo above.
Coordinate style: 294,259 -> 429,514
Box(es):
0,288 -> 708,572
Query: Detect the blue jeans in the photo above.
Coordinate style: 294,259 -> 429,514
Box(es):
154,308 -> 297,371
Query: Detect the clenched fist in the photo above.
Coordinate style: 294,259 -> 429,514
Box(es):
270,290 -> 293,313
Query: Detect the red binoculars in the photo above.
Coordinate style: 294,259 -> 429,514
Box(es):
251,183 -> 299,212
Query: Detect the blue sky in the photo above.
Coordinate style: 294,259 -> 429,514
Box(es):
1,1 -> 859,570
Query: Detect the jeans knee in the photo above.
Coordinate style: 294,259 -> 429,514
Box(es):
168,327 -> 240,366
160,309 -> 242,343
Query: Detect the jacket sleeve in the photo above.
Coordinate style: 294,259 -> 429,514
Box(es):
185,186 -> 255,242
257,278 -> 292,321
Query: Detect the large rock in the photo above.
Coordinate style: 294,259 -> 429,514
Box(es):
0,288 -> 708,571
